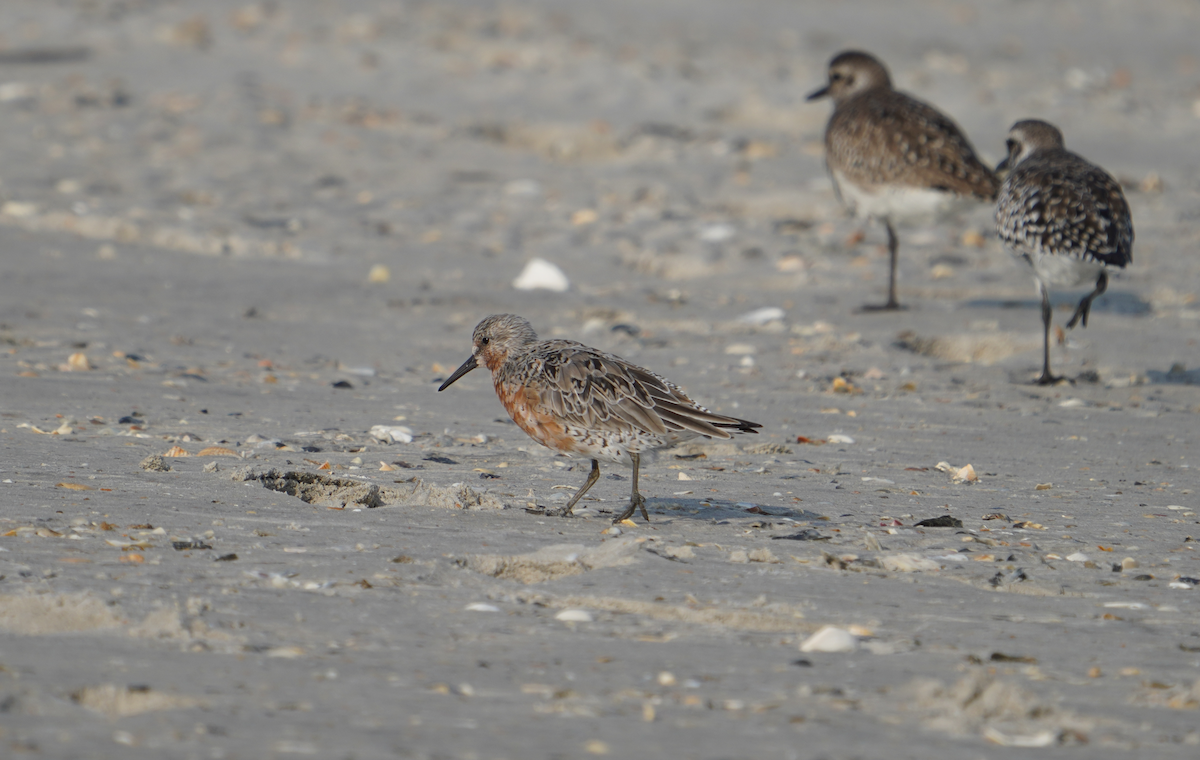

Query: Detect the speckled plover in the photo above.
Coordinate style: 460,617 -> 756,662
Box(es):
808,50 -> 1000,310
437,314 -> 760,522
995,119 -> 1134,385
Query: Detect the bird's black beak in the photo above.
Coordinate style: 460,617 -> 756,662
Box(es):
994,157 -> 1010,174
437,354 -> 478,391
806,84 -> 830,101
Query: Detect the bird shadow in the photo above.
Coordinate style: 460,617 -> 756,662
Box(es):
961,290 -> 1151,316
1146,365 -> 1200,386
552,496 -> 830,526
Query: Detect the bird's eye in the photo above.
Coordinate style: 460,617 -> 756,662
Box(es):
830,72 -> 842,81
480,336 -> 490,346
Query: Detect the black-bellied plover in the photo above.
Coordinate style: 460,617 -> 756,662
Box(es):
438,315 -> 760,522
808,50 -> 1000,310
995,120 -> 1134,385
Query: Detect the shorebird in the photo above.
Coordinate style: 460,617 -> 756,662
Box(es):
995,119 -> 1133,385
808,50 -> 1000,310
438,314 -> 761,522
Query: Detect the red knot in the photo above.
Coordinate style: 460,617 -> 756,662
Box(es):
438,314 -> 761,522
808,50 -> 999,311
995,119 -> 1133,385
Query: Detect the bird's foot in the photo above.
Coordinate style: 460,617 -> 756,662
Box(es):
1065,307 -> 1089,330
1035,373 -> 1068,386
613,494 -> 650,524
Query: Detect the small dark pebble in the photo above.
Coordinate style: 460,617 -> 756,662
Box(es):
1132,574 -> 1154,581
214,553 -> 238,562
173,541 -> 213,551
1177,576 -> 1200,585
423,455 -> 457,465
1180,644 -> 1200,653
391,555 -> 414,564
479,472 -> 500,480
301,446 -> 322,453
990,652 -> 1037,664
128,523 -> 153,530
791,658 -> 813,667
331,380 -> 353,389
915,515 -> 962,528
118,416 -> 144,424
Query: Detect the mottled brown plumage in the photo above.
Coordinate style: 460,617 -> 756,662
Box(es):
994,119 -> 1133,385
808,50 -> 999,309
438,314 -> 760,522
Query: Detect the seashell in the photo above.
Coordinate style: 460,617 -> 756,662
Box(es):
570,208 -> 597,226
197,446 -> 240,457
954,464 -> 977,482
512,258 -> 569,292
56,482 -> 95,490
67,352 -> 92,371
466,603 -> 499,612
369,425 -> 413,444
163,446 -> 190,457
367,264 -> 390,283
736,306 -> 785,326
554,609 -> 593,623
799,625 -> 858,653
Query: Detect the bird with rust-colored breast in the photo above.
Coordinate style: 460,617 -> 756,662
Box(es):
438,314 -> 761,523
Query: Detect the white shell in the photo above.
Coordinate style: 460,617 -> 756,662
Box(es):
512,258 -> 570,292
799,625 -> 858,653
554,609 -> 594,623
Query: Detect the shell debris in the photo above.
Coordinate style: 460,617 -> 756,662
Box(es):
65,352 -> 93,371
163,446 -> 190,457
512,258 -> 569,292
367,264 -> 390,283
555,609 -> 594,623
197,447 -> 240,458
799,625 -> 858,653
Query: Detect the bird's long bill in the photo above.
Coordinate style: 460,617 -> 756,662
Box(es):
805,85 -> 830,101
437,355 -> 478,391
994,157 -> 1010,174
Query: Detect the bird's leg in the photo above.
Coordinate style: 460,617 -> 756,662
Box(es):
861,219 -> 905,311
1066,270 -> 1107,330
1036,281 -> 1063,385
557,459 -> 600,517
613,453 -> 649,523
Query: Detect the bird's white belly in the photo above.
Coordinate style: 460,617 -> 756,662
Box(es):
1024,251 -> 1106,288
833,170 -> 964,222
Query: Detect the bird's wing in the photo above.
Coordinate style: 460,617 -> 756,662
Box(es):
827,91 -> 999,201
527,342 -> 759,439
997,154 -> 1133,267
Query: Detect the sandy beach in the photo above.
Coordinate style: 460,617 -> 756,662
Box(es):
1,1 -> 1199,757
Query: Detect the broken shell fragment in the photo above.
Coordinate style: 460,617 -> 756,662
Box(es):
197,447 -> 240,458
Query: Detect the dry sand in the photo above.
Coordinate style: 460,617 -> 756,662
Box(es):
1,0 -> 1199,757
